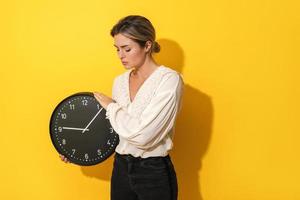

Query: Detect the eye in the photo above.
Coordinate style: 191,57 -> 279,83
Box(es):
125,49 -> 131,52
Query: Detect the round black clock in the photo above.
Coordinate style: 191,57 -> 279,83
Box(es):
49,92 -> 119,166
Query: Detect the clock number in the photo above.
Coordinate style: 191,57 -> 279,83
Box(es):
107,140 -> 111,145
62,139 -> 66,145
109,127 -> 113,133
72,149 -> 76,155
61,113 -> 67,119
85,153 -> 89,160
97,104 -> 101,110
69,104 -> 75,110
82,100 -> 88,106
97,149 -> 102,155
58,127 -> 63,132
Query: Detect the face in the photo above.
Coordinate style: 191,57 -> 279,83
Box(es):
113,33 -> 150,69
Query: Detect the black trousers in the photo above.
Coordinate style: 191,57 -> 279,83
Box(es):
111,152 -> 178,200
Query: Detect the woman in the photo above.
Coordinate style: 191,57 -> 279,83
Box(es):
60,15 -> 183,200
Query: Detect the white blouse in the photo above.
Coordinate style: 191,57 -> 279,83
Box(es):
105,65 -> 184,158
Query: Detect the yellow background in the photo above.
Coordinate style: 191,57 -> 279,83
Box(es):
1,0 -> 299,199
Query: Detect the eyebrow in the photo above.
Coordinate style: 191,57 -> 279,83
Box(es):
113,44 -> 130,48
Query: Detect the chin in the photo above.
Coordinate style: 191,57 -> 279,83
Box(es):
123,64 -> 132,69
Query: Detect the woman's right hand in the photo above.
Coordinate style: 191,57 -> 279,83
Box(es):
59,154 -> 71,164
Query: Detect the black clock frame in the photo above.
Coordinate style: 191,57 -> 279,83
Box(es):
49,92 -> 119,166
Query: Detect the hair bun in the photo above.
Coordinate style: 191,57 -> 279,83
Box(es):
153,41 -> 161,53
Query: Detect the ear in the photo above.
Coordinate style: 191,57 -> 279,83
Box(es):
144,41 -> 152,53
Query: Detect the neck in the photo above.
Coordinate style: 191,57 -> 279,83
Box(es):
131,56 -> 160,79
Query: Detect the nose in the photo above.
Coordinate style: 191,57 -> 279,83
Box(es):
117,50 -> 125,60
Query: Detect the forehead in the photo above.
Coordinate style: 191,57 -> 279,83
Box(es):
113,34 -> 136,47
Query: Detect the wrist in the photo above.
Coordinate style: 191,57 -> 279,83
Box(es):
106,102 -> 115,111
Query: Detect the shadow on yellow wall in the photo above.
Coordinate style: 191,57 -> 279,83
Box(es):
76,38 -> 214,200
157,39 -> 214,200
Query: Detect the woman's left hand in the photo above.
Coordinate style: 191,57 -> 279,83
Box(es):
93,92 -> 114,110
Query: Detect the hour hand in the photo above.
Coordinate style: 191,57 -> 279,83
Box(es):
62,127 -> 89,131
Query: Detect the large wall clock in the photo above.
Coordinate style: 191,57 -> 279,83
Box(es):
49,92 -> 119,166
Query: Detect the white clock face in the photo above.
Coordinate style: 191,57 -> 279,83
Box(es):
49,92 -> 119,166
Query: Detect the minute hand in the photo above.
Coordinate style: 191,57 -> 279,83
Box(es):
82,108 -> 103,133
63,127 -> 89,131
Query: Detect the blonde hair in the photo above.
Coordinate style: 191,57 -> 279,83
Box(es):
110,15 -> 160,54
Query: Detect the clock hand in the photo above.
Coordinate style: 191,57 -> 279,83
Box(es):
62,127 -> 89,131
82,108 -> 103,133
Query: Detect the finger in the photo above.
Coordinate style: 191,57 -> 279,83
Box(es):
93,91 -> 102,97
93,92 -> 102,100
60,155 -> 68,162
95,95 -> 104,104
94,95 -> 101,103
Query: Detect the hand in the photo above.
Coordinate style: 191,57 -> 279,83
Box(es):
93,92 -> 114,110
59,154 -> 72,164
